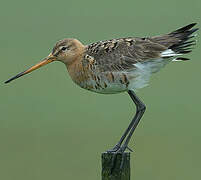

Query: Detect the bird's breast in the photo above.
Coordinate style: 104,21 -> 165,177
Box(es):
66,60 -> 133,94
66,59 -> 90,86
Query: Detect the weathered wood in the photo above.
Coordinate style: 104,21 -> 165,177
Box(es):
102,152 -> 130,180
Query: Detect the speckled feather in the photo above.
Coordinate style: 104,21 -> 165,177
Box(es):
4,23 -> 198,157
74,23 -> 198,93
85,23 -> 198,73
4,23 -> 198,93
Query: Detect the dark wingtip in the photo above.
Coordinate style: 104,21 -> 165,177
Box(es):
176,57 -> 190,61
181,23 -> 197,30
189,23 -> 197,27
186,23 -> 197,28
169,23 -> 198,54
171,23 -> 198,34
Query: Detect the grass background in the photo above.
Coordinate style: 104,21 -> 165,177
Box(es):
0,0 -> 201,179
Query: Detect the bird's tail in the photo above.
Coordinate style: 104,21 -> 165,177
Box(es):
152,23 -> 199,61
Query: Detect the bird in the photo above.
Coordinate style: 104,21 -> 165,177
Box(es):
5,23 -> 198,154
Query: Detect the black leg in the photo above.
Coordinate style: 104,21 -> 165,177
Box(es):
107,90 -> 146,172
118,90 -> 146,152
107,90 -> 146,152
107,108 -> 137,152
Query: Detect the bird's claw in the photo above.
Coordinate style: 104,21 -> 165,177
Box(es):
107,145 -> 132,174
126,146 -> 133,152
106,144 -> 121,153
107,144 -> 133,153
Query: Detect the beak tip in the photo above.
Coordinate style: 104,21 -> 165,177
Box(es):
4,80 -> 10,84
4,71 -> 25,84
5,56 -> 54,85
4,79 -> 12,84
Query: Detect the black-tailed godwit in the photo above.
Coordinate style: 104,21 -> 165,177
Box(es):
5,23 -> 198,153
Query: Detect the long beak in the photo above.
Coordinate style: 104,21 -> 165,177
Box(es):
5,53 -> 56,84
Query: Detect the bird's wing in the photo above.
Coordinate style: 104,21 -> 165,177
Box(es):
85,37 -> 167,72
85,23 -> 198,73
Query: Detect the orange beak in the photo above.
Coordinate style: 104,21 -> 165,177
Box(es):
5,53 -> 56,84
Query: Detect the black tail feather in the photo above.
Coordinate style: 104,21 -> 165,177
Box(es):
170,23 -> 197,35
169,23 -> 198,54
176,57 -> 190,61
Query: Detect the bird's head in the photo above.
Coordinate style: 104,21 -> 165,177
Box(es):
4,38 -> 85,84
52,38 -> 85,65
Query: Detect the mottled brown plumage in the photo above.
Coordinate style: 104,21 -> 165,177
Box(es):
85,23 -> 198,73
4,23 -> 199,155
5,23 -> 198,93
69,23 -> 197,93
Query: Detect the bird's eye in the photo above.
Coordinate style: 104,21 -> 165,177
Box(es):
61,46 -> 67,51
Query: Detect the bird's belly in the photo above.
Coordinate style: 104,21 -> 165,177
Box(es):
75,72 -> 131,94
88,82 -> 127,94
79,78 -> 127,94
70,58 -> 170,94
74,70 -> 152,94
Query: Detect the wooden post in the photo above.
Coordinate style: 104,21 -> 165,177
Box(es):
102,152 -> 130,180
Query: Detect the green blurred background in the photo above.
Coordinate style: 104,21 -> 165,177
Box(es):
0,0 -> 201,179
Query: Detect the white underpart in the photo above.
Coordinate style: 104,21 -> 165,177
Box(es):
128,49 -> 181,90
88,49 -> 183,93
161,49 -> 181,57
172,58 -> 182,62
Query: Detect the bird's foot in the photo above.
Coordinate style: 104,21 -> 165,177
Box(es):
107,145 -> 133,174
106,144 -> 133,153
106,144 -> 121,153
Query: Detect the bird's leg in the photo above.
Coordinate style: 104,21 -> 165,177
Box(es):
107,114 -> 136,152
117,90 -> 146,153
107,90 -> 146,152
108,90 -> 146,172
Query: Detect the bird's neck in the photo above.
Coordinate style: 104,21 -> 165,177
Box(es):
65,48 -> 90,86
